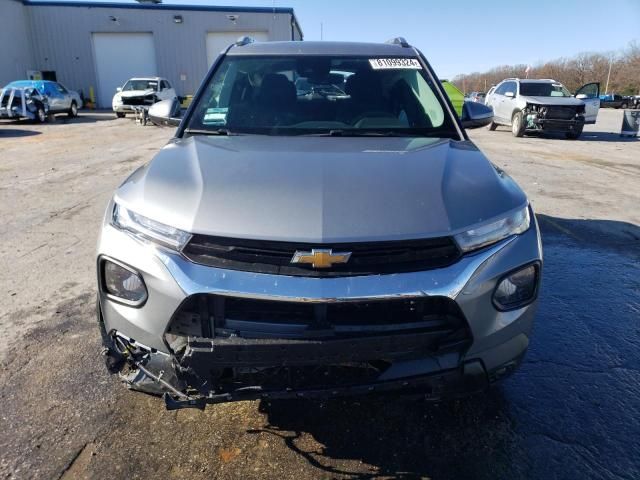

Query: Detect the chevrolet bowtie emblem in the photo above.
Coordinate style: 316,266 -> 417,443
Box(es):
291,248 -> 352,269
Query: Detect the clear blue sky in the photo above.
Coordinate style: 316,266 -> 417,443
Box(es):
39,0 -> 639,78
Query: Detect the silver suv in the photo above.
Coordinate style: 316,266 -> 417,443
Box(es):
485,78 -> 600,139
97,39 -> 542,410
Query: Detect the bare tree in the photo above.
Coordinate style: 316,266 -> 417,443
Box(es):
452,42 -> 640,95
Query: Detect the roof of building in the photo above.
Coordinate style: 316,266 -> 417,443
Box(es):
22,1 -> 303,38
227,40 -> 418,56
22,0 -> 293,13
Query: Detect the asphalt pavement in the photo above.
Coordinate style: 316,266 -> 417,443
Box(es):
0,109 -> 638,479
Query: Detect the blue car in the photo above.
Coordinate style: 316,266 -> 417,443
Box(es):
4,80 -> 82,117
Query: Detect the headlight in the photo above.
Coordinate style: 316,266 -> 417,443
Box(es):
454,206 -> 530,253
112,203 -> 191,251
493,263 -> 539,310
101,258 -> 147,305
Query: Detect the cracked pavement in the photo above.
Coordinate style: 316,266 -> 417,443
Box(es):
0,110 -> 639,479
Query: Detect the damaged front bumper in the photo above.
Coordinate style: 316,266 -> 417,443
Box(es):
523,104 -> 585,132
99,327 -> 496,410
96,213 -> 542,409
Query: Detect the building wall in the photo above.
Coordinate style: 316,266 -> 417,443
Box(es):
24,3 -> 300,105
0,0 -> 35,87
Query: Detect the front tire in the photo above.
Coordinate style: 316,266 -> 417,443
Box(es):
115,112 -> 126,118
36,107 -> 46,123
565,125 -> 583,140
68,101 -> 78,118
487,121 -> 498,131
511,111 -> 525,137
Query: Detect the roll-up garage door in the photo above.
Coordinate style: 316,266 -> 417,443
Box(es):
206,31 -> 269,67
92,33 -> 157,108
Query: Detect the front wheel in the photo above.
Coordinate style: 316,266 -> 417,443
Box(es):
621,103 -> 628,109
565,125 -> 584,140
68,101 -> 78,118
36,107 -> 47,123
511,111 -> 525,137
487,121 -> 498,131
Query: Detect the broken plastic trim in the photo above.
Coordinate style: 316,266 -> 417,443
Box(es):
161,360 -> 489,410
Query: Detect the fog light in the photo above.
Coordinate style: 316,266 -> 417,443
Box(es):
102,259 -> 147,305
493,263 -> 539,310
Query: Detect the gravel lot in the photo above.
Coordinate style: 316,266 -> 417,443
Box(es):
1,109 -> 639,479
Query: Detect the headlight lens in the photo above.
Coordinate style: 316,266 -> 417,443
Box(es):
493,263 -> 539,310
102,259 -> 147,304
454,206 -> 530,252
112,203 -> 191,250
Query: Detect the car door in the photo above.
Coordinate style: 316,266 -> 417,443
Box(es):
501,81 -> 518,123
486,83 -> 505,122
575,82 -> 600,124
159,80 -> 176,101
43,82 -> 64,112
54,83 -> 72,110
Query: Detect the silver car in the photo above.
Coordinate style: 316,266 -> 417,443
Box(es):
97,38 -> 542,409
485,78 -> 600,139
4,80 -> 82,117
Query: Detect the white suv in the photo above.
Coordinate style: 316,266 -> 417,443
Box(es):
112,77 -> 177,118
484,78 -> 600,139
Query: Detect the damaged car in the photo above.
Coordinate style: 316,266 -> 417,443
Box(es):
0,86 -> 48,122
112,77 -> 177,118
485,78 -> 600,139
97,38 -> 542,410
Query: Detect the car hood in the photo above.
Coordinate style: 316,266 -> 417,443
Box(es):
115,136 -> 528,243
119,89 -> 155,98
521,95 -> 584,106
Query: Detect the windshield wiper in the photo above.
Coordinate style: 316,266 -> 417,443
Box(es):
305,129 -> 454,138
306,130 -> 395,137
184,128 -> 234,136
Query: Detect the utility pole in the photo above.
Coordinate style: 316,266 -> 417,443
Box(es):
605,55 -> 613,94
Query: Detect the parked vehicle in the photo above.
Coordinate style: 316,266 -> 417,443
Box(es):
112,77 -> 177,118
631,95 -> 640,109
98,38 -> 542,410
468,91 -> 486,103
598,94 -> 629,109
485,78 -> 600,139
0,86 -> 49,122
4,80 -> 82,117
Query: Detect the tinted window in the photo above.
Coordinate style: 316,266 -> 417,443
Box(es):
186,55 -> 458,137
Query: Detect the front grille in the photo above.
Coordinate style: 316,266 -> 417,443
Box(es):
122,95 -> 155,106
545,106 -> 580,120
182,235 -> 461,277
167,294 -> 471,346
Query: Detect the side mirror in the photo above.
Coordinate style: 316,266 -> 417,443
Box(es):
148,98 -> 182,127
116,87 -> 122,93
505,91 -> 515,98
575,93 -> 588,100
461,101 -> 494,129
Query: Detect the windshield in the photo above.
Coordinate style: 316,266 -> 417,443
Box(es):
123,80 -> 158,91
520,82 -> 571,97
185,55 -> 458,137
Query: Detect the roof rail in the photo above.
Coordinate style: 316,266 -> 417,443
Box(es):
235,36 -> 255,47
385,37 -> 410,48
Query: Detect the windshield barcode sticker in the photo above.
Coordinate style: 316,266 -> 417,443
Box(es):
369,58 -> 422,70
